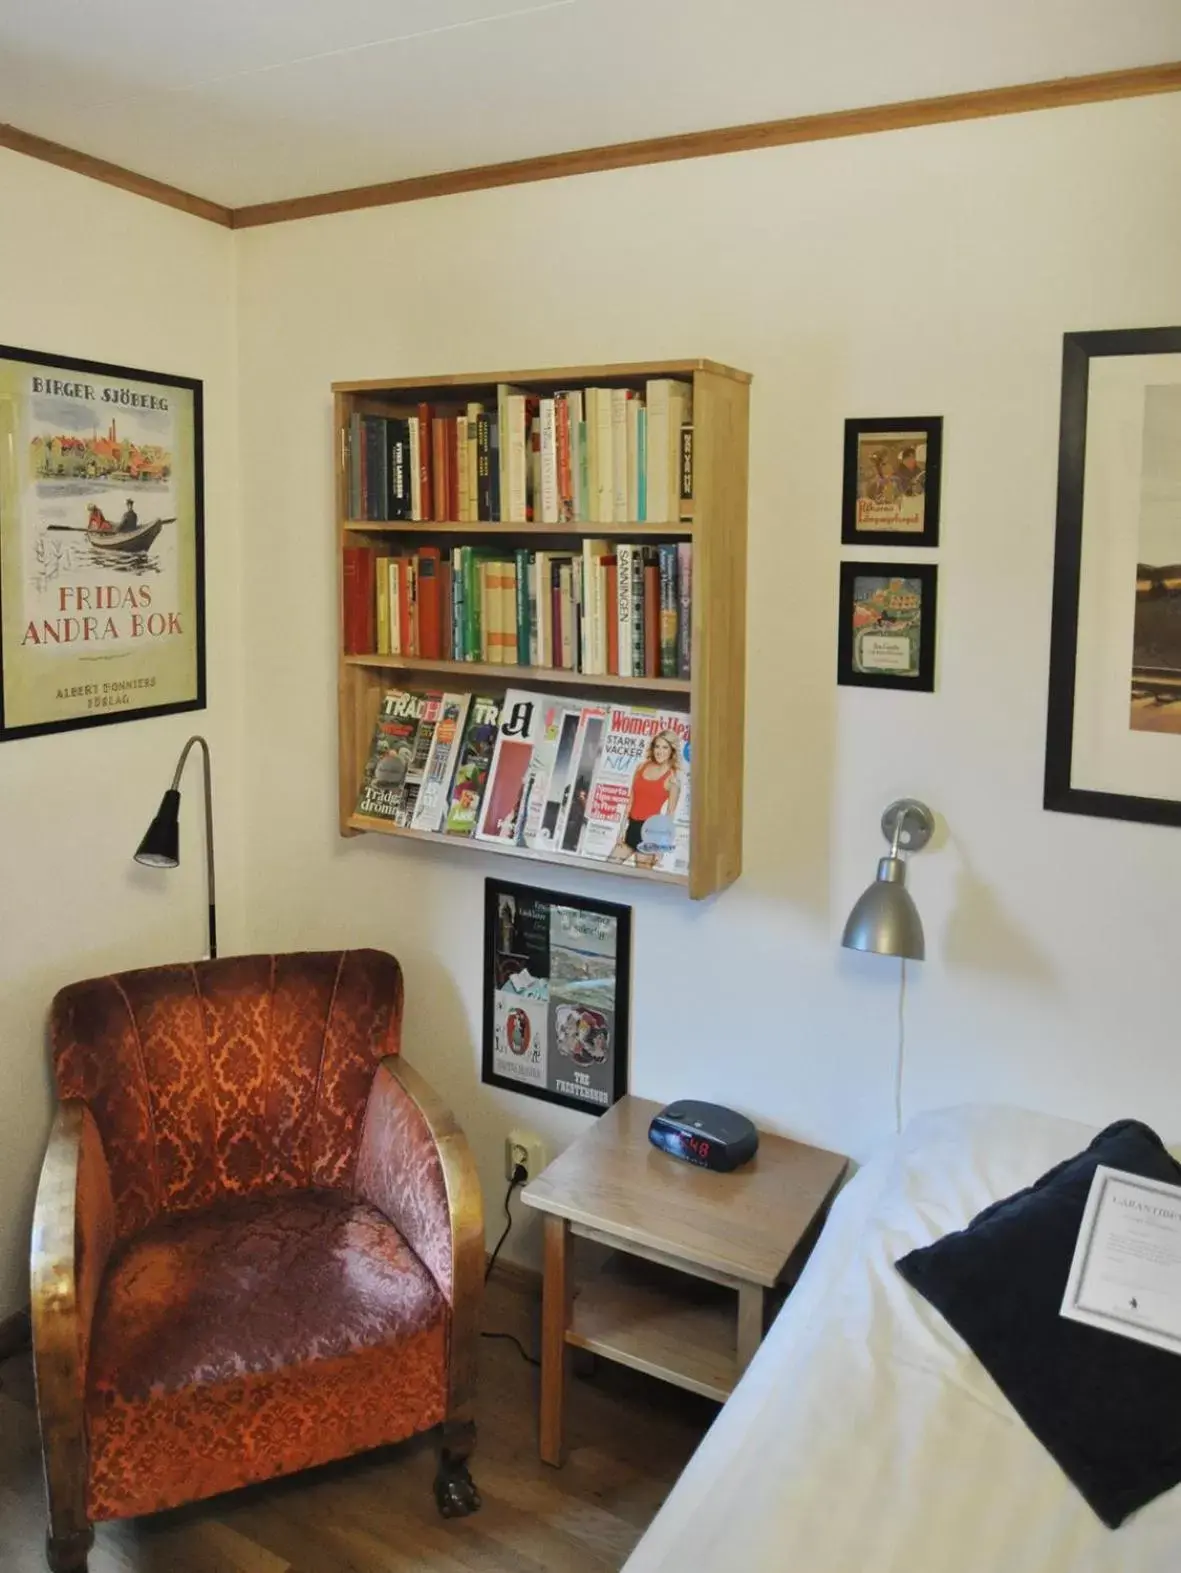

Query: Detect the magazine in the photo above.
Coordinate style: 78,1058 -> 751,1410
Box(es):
476,688 -> 546,844
410,692 -> 471,833
354,689 -> 425,822
555,704 -> 608,854
443,692 -> 501,836
394,691 -> 443,827
581,704 -> 691,873
524,703 -> 583,852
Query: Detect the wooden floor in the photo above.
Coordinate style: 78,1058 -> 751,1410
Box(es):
0,1272 -> 714,1573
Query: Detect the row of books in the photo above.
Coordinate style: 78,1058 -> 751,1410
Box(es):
343,541 -> 691,680
345,379 -> 693,525
355,686 -> 691,875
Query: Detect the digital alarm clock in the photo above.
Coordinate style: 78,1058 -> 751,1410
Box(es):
648,1100 -> 759,1172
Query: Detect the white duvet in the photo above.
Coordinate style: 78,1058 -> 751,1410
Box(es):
624,1105 -> 1181,1573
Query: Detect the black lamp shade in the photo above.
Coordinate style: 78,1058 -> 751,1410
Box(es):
134,789 -> 181,868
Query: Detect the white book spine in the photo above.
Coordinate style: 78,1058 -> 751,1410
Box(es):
616,543 -> 634,678
409,417 -> 422,521
559,564 -> 574,669
626,398 -> 640,523
611,390 -> 629,523
540,398 -> 559,525
506,395 -> 527,523
389,560 -> 401,655
667,386 -> 691,531
645,380 -> 670,522
594,389 -> 613,525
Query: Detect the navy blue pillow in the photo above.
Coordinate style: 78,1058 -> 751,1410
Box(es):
896,1119 -> 1181,1528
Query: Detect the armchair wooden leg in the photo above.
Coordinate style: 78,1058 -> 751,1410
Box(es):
46,1525 -> 93,1573
434,1414 -> 481,1518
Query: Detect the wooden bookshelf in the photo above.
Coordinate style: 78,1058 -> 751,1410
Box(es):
333,359 -> 750,900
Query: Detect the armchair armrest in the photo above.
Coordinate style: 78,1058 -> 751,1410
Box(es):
355,1056 -> 484,1411
31,1100 -> 115,1548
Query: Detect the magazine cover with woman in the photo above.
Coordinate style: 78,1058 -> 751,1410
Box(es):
580,705 -> 691,873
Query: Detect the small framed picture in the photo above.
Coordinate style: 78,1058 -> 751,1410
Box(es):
842,416 -> 942,547
837,561 -> 938,692
482,878 -> 631,1116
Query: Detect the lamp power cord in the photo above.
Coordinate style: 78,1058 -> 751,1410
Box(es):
480,1168 -> 540,1368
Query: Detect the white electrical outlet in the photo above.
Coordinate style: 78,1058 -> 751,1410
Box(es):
505,1129 -> 546,1183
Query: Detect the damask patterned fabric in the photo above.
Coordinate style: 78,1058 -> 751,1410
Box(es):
44,950 -> 457,1525
86,1189 -> 447,1519
356,1060 -> 454,1304
51,950 -> 404,1239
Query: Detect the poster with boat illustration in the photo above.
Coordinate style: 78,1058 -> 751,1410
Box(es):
482,878 -> 631,1115
0,345 -> 204,740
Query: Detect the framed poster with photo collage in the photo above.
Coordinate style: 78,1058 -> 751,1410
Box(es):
482,877 -> 631,1115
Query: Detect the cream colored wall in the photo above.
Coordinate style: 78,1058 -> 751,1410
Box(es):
235,91 -> 1181,1267
0,150 -> 244,1316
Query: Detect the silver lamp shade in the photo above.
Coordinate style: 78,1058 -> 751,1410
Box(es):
841,854 -> 925,960
841,798 -> 934,961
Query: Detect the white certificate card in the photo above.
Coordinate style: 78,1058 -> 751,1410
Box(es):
1061,1165 -> 1181,1355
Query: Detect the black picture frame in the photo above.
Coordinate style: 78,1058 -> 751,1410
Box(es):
837,560 -> 938,692
0,343 -> 205,742
1044,326 -> 1181,826
482,877 -> 631,1117
841,415 -> 942,547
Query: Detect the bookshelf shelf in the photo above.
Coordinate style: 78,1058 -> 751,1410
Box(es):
347,813 -> 689,887
334,359 -> 750,900
344,653 -> 691,695
343,520 -> 693,539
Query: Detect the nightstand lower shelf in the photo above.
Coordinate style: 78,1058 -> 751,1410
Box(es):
568,1255 -> 739,1403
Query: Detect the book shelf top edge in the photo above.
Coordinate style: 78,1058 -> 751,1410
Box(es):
341,520 -> 693,538
332,359 -> 751,394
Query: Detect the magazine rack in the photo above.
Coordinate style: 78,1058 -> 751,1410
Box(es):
333,359 -> 750,900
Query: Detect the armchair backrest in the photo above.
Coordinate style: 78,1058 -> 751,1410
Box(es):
51,949 -> 403,1241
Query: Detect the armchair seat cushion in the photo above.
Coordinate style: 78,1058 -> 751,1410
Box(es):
86,1190 -> 448,1519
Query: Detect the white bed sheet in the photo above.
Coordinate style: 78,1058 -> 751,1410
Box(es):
624,1105 -> 1181,1573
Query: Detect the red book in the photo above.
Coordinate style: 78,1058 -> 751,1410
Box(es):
556,394 -> 573,523
418,546 -> 442,659
432,417 -> 448,523
644,558 -> 659,678
605,557 -> 619,675
342,546 -> 375,653
417,403 -> 433,521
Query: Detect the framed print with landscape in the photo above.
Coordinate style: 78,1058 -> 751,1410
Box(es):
1044,326 -> 1181,826
483,877 -> 631,1116
842,415 -> 942,547
0,344 -> 205,742
837,561 -> 937,692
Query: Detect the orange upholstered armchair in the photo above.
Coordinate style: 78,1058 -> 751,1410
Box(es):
30,950 -> 484,1573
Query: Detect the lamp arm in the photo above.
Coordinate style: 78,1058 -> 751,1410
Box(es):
172,734 -> 216,959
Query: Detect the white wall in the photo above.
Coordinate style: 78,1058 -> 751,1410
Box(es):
236,92 -> 1181,1265
0,151 -> 244,1316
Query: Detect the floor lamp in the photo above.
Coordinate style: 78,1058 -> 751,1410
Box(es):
134,734 -> 217,960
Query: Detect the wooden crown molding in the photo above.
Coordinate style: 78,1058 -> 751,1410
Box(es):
0,122 -> 232,227
4,62 -> 1180,233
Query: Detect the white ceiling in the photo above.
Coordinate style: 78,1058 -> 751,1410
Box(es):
1,0 -> 1179,209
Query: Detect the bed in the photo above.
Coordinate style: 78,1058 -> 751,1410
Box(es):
623,1104 -> 1181,1573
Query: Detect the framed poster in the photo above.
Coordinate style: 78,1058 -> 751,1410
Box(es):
0,345 -> 205,741
483,878 -> 631,1116
841,416 -> 942,547
837,561 -> 937,691
1044,327 -> 1181,825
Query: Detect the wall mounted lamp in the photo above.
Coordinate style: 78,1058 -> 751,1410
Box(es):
134,734 -> 217,959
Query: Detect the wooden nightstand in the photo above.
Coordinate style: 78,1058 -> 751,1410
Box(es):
521,1094 -> 849,1465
